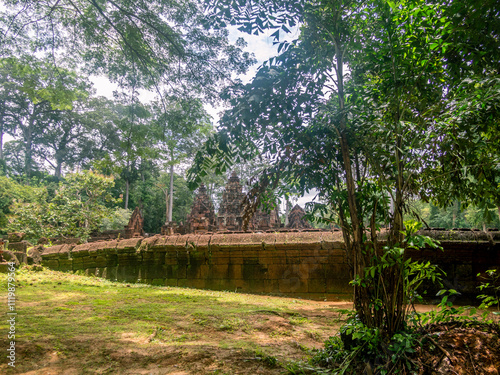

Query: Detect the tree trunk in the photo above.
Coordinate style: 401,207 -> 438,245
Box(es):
168,162 -> 174,222
24,118 -> 34,181
497,206 -> 500,222
125,179 -> 129,210
334,38 -> 369,325
0,123 -> 3,160
165,189 -> 169,224
284,198 -> 291,226
452,201 -> 457,228
55,159 -> 63,179
390,135 -> 405,245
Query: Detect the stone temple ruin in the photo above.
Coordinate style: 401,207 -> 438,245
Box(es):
217,172 -> 247,231
187,172 -> 284,233
286,205 -> 312,229
185,183 -> 216,233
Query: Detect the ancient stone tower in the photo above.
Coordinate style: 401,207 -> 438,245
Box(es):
286,204 -> 311,229
217,172 -> 246,231
249,206 -> 281,231
124,207 -> 144,238
186,183 -> 216,233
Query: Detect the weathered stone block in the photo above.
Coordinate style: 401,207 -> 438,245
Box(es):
242,257 -> 259,265
83,257 -> 97,269
308,264 -> 326,279
151,278 -> 164,286
85,268 -> 97,276
58,259 -> 73,271
165,278 -> 178,287
279,269 -> 308,293
213,256 -> 232,265
242,263 -> 267,280
8,241 -> 31,253
41,245 -> 63,259
186,263 -> 202,279
105,266 -> 118,280
8,232 -> 25,242
41,259 -> 59,269
262,279 -> 280,293
139,235 -> 162,252
196,235 -> 212,252
326,278 -> 352,294
209,264 -> 229,279
72,259 -> 84,270
72,244 -> 91,257
243,279 -> 267,293
0,262 -> 12,272
13,252 -> 27,264
227,264 -> 242,280
205,278 -> 222,290
116,238 -> 142,253
308,278 -> 326,293
267,264 -> 286,280
176,265 -> 187,279
285,256 -> 301,265
185,278 -> 206,290
116,265 -> 139,282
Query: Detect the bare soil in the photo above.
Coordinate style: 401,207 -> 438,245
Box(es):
413,322 -> 500,375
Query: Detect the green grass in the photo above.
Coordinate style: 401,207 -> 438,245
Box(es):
0,265 -> 349,374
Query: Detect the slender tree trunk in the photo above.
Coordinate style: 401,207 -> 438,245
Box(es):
0,122 -> 3,160
497,206 -> 500,222
55,159 -> 63,179
334,38 -> 369,325
125,179 -> 129,210
24,117 -> 34,182
165,189 -> 169,223
452,201 -> 458,228
284,198 -> 291,226
390,135 -> 405,245
168,162 -> 174,222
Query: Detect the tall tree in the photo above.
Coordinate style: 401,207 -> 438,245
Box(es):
152,96 -> 212,222
109,95 -> 156,210
0,56 -> 90,179
192,0 -> 500,337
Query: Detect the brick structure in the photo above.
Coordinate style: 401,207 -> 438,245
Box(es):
186,184 -> 216,233
124,207 -> 144,239
249,206 -> 281,231
6,232 -> 32,253
286,204 -> 311,229
37,230 -> 500,301
217,172 -> 246,231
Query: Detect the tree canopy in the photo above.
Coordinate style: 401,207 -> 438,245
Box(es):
190,0 -> 500,337
0,0 -> 255,100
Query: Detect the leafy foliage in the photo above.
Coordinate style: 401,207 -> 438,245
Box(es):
195,0 -> 500,347
7,170 -> 119,242
0,0 -> 254,101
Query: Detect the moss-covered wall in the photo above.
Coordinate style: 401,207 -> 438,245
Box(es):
39,230 -> 500,301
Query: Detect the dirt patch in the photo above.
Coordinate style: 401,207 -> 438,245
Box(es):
413,322 -> 500,375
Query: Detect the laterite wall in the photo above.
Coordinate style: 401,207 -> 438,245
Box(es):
40,231 -> 352,300
39,230 -> 500,301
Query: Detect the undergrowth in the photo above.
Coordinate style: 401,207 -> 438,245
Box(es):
287,288 -> 499,375
286,222 -> 500,375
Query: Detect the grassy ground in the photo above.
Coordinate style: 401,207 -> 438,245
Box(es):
0,266 -> 353,374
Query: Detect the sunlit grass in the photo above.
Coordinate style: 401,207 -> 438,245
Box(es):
0,265 -> 349,374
